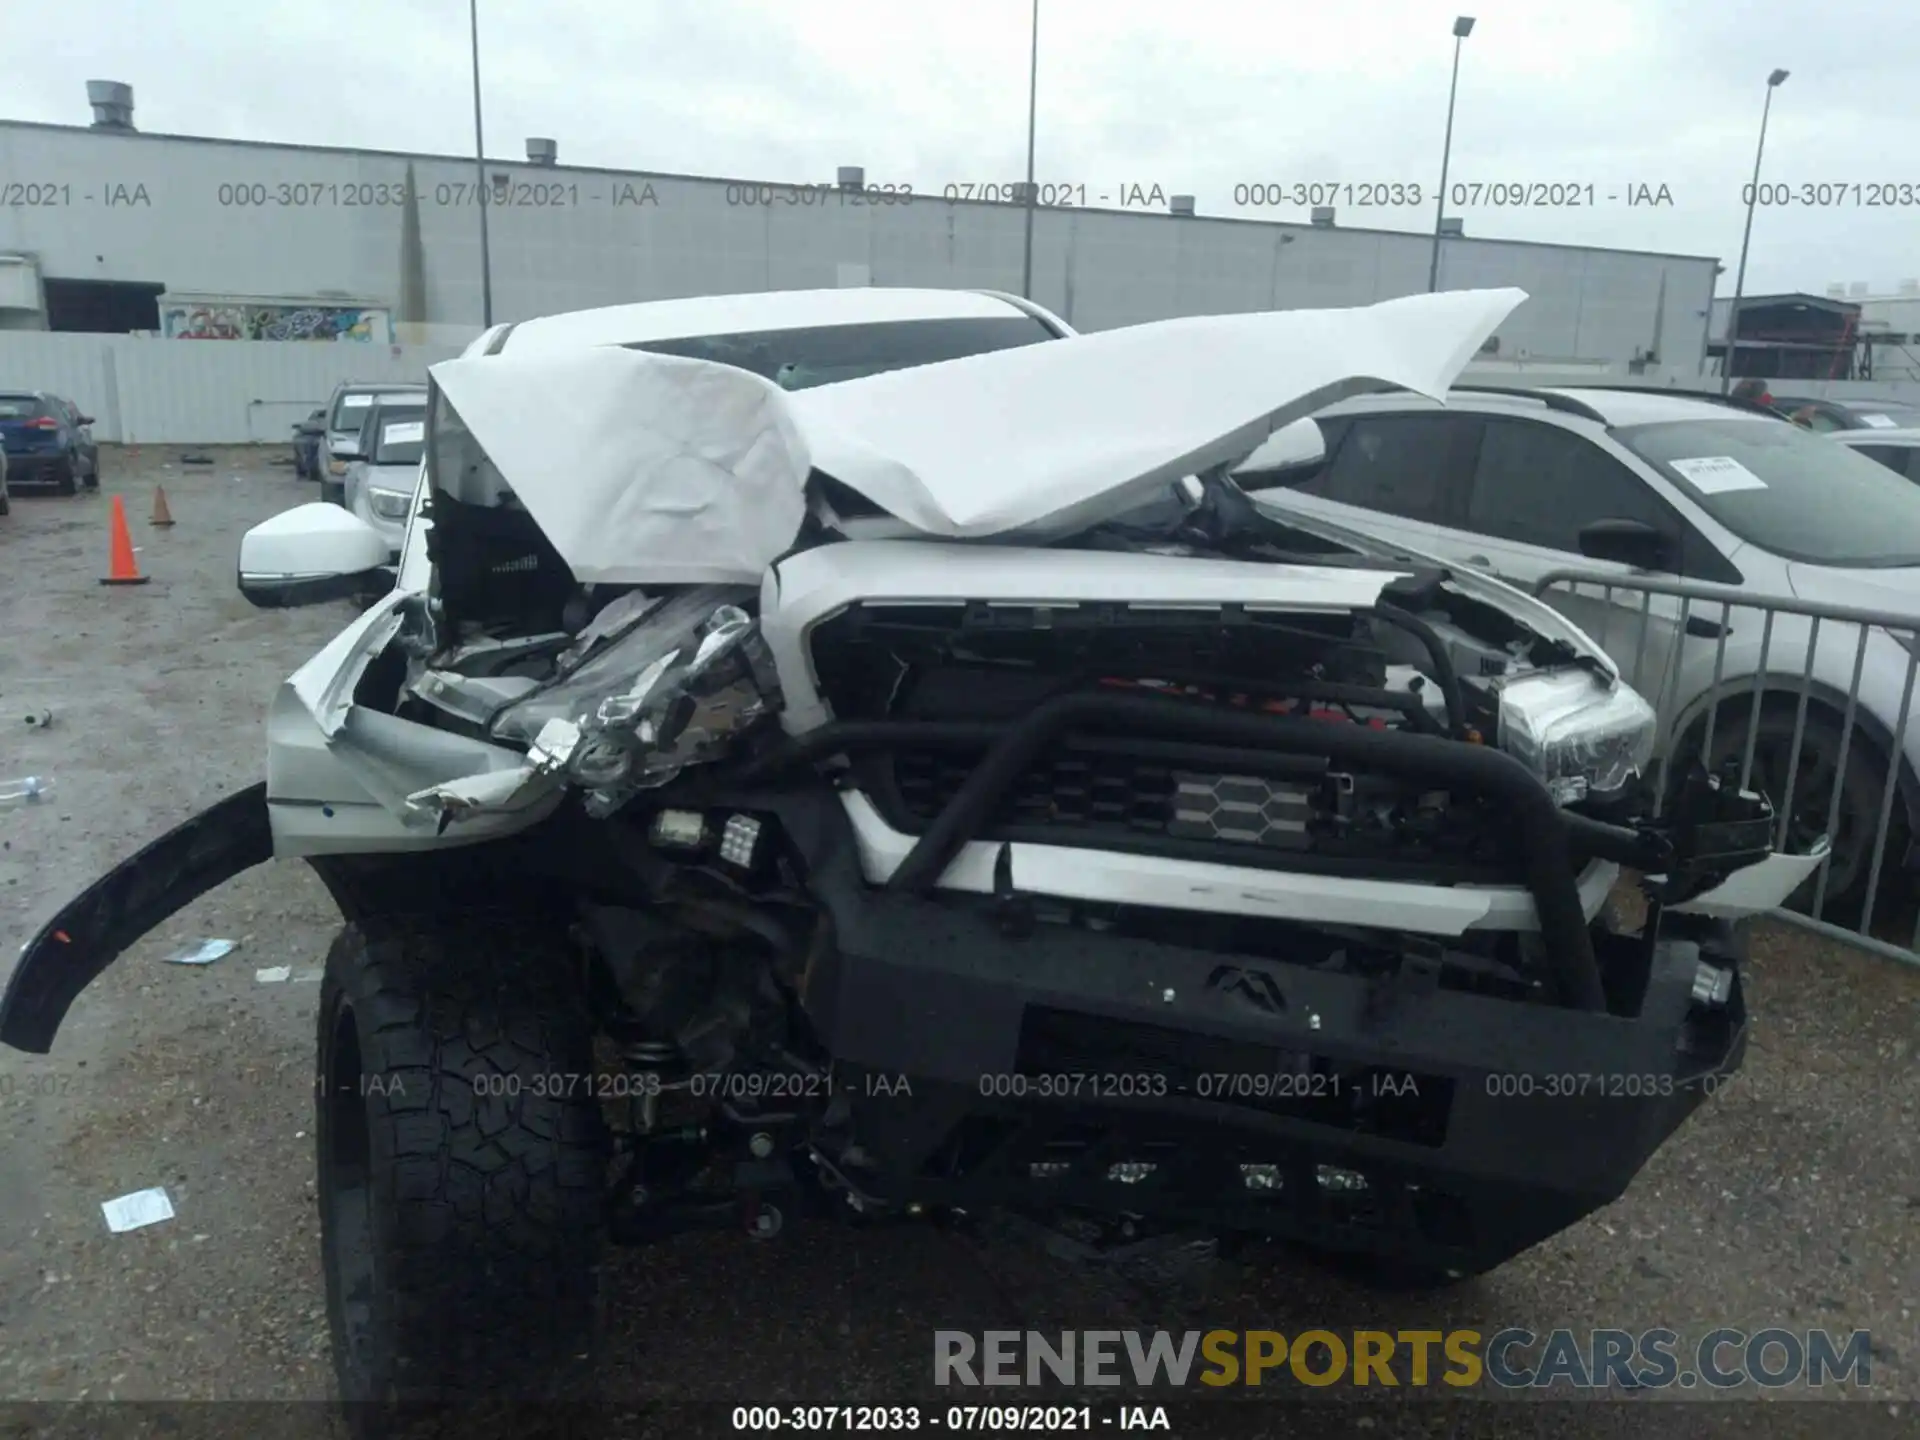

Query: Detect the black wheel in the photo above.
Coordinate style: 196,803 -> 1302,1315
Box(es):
316,914 -> 607,1432
53,457 -> 77,496
1697,706 -> 1898,915
0,482 -> 9,516
322,478 -> 345,506
84,454 -> 100,489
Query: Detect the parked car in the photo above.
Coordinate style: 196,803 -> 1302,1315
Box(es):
1239,384 -> 1920,911
1830,426 -> 1920,482
339,398 -> 427,557
1773,395 -> 1920,432
4,286 -> 1814,1424
292,408 -> 327,480
319,381 -> 428,503
0,391 -> 95,495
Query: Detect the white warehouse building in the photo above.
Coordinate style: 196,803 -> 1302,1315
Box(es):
0,83 -> 1719,367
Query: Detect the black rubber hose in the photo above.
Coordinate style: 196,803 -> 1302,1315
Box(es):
1372,603 -> 1469,739
885,689 -> 1605,1012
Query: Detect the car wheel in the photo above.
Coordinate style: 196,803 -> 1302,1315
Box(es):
321,479 -> 345,507
84,454 -> 100,489
53,457 -> 77,497
1698,707 -> 1898,917
0,482 -> 9,516
316,914 -> 606,1434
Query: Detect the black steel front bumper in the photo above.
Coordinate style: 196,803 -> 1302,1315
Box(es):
800,880 -> 1745,1273
736,689 -> 1769,1273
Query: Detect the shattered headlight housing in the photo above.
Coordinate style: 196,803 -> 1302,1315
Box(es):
490,586 -> 783,817
1489,669 -> 1657,806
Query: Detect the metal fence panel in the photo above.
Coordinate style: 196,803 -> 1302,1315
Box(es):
1532,567 -> 1920,967
0,333 -> 464,443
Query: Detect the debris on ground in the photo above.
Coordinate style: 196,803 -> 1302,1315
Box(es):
163,938 -> 236,966
254,966 -> 292,984
100,1187 -> 176,1234
0,775 -> 54,808
21,707 -> 53,729
178,453 -> 214,465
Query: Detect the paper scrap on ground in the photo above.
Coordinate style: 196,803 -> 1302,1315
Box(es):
293,968 -> 323,983
164,939 -> 235,966
1668,455 -> 1768,495
101,1187 -> 175,1233
255,966 -> 292,984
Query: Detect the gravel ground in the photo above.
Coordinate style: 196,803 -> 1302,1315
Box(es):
0,447 -> 1914,1437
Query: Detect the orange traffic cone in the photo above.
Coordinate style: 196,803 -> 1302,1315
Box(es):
150,486 -> 175,527
101,495 -> 150,586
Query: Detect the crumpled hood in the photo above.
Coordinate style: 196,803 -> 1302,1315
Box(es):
429,287 -> 1525,585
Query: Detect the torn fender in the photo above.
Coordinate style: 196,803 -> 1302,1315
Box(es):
0,784 -> 272,1054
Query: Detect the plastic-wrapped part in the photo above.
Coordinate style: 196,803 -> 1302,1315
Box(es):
489,586 -> 783,814
1492,669 -> 1657,806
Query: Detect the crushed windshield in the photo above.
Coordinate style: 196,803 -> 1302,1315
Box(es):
1616,416 -> 1920,567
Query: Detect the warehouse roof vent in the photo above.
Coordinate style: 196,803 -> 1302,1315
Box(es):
838,166 -> 865,191
86,81 -> 135,131
1309,205 -> 1336,227
1900,279 -> 1920,296
1849,281 -> 1870,298
1826,283 -> 1849,298
1169,194 -> 1196,216
526,137 -> 557,166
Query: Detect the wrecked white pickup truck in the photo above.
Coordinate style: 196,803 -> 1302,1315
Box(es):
1,285 -> 1824,1417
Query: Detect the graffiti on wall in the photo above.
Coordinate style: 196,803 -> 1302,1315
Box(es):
162,303 -> 393,343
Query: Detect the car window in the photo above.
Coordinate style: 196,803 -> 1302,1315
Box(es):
625,315 -> 1058,391
370,408 -> 427,466
1617,416 -> 1920,567
1464,418 -> 1673,551
330,389 -> 421,430
1848,443 -> 1914,476
0,395 -> 48,420
1290,414 -> 1469,524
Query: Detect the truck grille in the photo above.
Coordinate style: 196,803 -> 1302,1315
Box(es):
891,748 -> 1314,850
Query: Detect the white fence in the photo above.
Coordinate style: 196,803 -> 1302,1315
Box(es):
7,328 -> 1920,447
0,333 -> 465,443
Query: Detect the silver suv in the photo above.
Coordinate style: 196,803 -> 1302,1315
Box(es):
1244,384 -> 1920,911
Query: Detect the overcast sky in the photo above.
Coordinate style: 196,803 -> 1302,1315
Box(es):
13,0 -> 1909,297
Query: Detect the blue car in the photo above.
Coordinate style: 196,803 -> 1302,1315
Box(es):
0,391 -> 96,496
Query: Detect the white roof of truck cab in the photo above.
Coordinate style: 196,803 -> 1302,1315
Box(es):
496,287 -> 1055,356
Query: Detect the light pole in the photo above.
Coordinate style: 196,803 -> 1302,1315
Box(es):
1426,16 -> 1474,294
1722,68 -> 1789,394
469,0 -> 494,327
1019,0 -> 1040,300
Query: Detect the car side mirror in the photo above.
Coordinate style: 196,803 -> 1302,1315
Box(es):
1578,517 -> 1675,571
238,503 -> 392,608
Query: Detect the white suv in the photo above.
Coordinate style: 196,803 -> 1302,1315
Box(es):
1244,385 -> 1920,911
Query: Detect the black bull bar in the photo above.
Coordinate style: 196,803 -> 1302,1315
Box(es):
744,688 -> 1774,1013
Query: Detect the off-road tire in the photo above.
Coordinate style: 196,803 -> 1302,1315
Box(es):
53,457 -> 77,496
316,914 -> 607,1433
